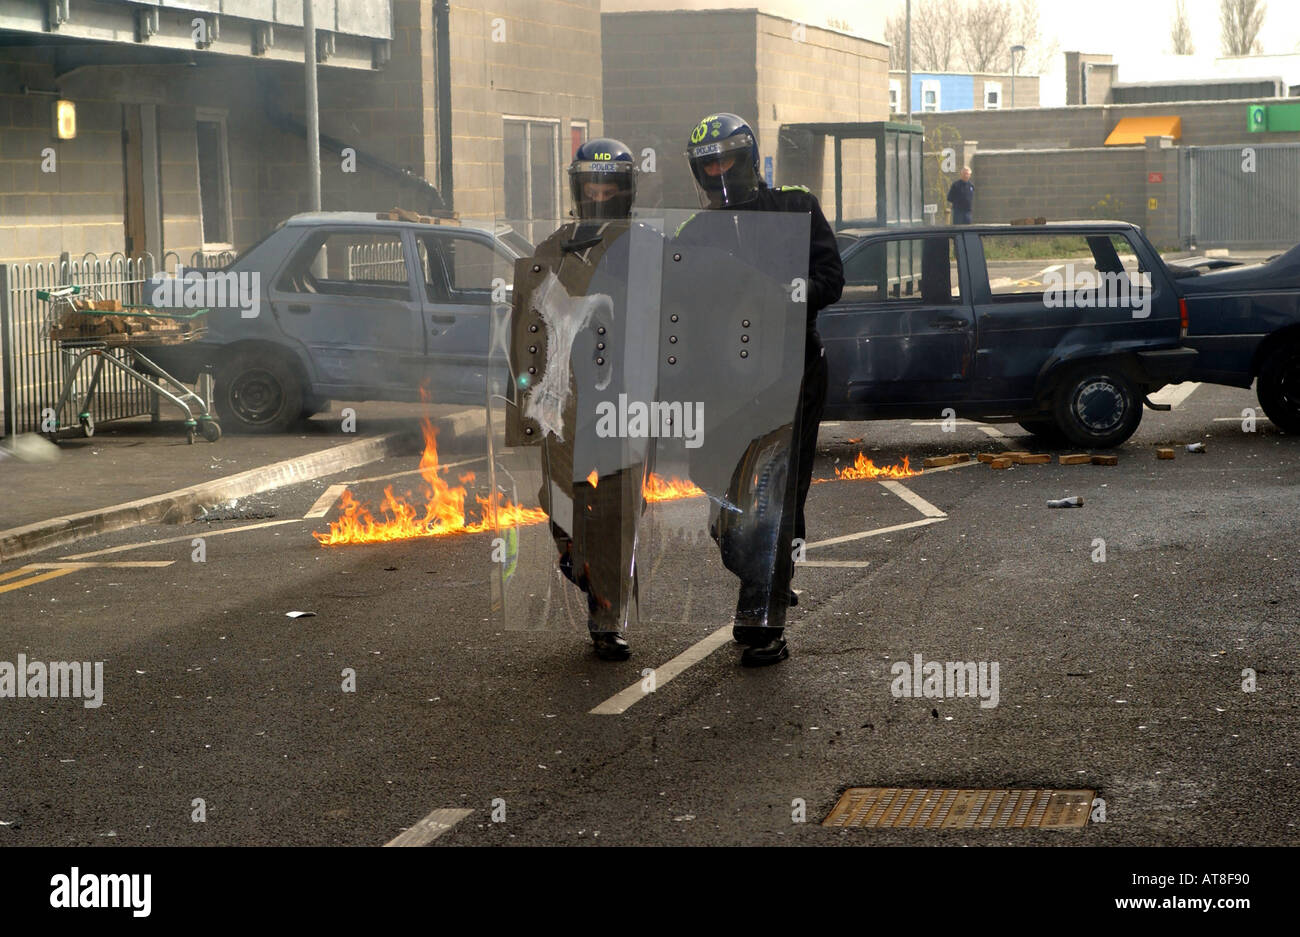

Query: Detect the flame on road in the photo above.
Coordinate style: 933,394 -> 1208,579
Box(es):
313,419 -> 548,546
642,473 -> 705,502
314,421 -> 913,547
830,452 -> 919,481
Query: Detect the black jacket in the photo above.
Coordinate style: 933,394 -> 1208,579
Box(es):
673,183 -> 845,326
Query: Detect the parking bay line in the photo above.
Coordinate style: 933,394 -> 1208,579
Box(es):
1148,381 -> 1201,409
303,457 -> 487,520
590,624 -> 735,715
61,518 -> 304,560
385,808 -> 474,847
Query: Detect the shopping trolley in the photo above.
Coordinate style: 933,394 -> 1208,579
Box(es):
37,284 -> 221,444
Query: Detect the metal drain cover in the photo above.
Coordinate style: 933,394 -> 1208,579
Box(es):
822,788 -> 1095,829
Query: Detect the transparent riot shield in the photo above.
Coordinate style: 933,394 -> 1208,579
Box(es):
634,210 -> 810,634
486,217 -> 664,631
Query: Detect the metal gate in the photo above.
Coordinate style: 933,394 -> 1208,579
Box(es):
1,252 -> 230,437
1180,142 -> 1300,249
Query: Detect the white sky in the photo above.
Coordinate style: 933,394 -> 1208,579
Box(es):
604,1 -> 1300,106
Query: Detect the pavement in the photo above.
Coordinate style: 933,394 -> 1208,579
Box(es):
0,401 -> 485,562
1,379 -> 1297,846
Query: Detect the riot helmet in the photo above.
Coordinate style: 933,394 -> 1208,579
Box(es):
685,113 -> 761,208
568,138 -> 637,220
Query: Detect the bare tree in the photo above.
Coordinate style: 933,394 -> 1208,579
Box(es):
1010,0 -> 1058,75
915,0 -> 964,72
885,11 -> 908,69
888,0 -> 1053,76
1220,0 -> 1266,56
1171,0 -> 1195,54
886,0 -> 963,71
961,0 -> 1015,72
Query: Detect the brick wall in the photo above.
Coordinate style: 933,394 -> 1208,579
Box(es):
928,99 -> 1300,153
757,13 -> 888,218
602,10 -> 889,212
969,145 -> 1147,227
0,0 -> 441,265
602,9 -> 758,211
450,0 -> 603,222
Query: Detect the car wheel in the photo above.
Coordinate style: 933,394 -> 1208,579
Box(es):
1256,341 -> 1300,434
214,350 -> 305,434
1051,365 -> 1142,448
1017,419 -> 1066,444
301,396 -> 331,419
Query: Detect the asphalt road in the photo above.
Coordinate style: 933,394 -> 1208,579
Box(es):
1,381 -> 1297,846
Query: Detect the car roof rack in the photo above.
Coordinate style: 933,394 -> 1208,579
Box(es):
377,206 -> 461,225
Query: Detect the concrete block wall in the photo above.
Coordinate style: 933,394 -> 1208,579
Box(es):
602,9 -> 758,211
451,0 -> 603,221
0,62 -> 127,265
969,145 -> 1148,229
926,99 -> 1300,154
757,13 -> 888,219
1,0 -> 441,265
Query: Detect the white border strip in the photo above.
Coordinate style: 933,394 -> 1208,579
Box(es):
590,624 -> 733,716
879,480 -> 946,518
385,808 -> 473,847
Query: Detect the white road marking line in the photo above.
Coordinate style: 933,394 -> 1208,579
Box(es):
26,561 -> 175,569
910,420 -> 980,426
797,560 -> 871,568
349,456 -> 484,486
1039,264 -> 1064,275
1147,381 -> 1201,409
803,516 -> 945,550
879,480 -> 946,518
385,808 -> 473,847
977,425 -> 1010,439
918,459 -> 980,475
305,484 -> 347,519
590,624 -> 734,716
62,519 -> 303,560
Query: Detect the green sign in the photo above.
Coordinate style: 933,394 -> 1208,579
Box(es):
1247,102 -> 1300,133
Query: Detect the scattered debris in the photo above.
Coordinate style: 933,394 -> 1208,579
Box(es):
976,452 -> 999,463
1014,453 -> 1052,465
1186,442 -> 1206,453
285,611 -> 316,618
1059,453 -> 1093,465
922,453 -> 971,468
990,457 -> 1013,469
1091,454 -> 1119,466
1157,447 -> 1176,460
1047,496 -> 1085,508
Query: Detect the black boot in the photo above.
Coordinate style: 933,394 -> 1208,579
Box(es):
590,630 -> 631,661
741,629 -> 788,666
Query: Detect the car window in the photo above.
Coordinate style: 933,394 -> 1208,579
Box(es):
841,236 -> 961,305
418,234 -> 509,303
980,233 -> 1147,301
276,230 -> 412,301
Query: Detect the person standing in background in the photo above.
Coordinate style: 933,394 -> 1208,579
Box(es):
947,166 -> 974,224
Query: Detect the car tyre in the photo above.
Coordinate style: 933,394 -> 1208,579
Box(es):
1051,364 -> 1142,449
1256,341 -> 1300,434
214,350 -> 305,434
1017,419 -> 1066,444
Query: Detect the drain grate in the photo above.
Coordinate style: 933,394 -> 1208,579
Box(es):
822,787 -> 1095,829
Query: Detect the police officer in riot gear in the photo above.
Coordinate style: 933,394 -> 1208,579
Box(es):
677,112 -> 844,666
510,138 -> 649,661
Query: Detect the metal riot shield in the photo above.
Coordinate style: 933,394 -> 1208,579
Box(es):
635,210 -> 810,634
486,217 -> 664,631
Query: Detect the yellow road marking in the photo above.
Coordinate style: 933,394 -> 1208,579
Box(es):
0,568 -> 76,594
